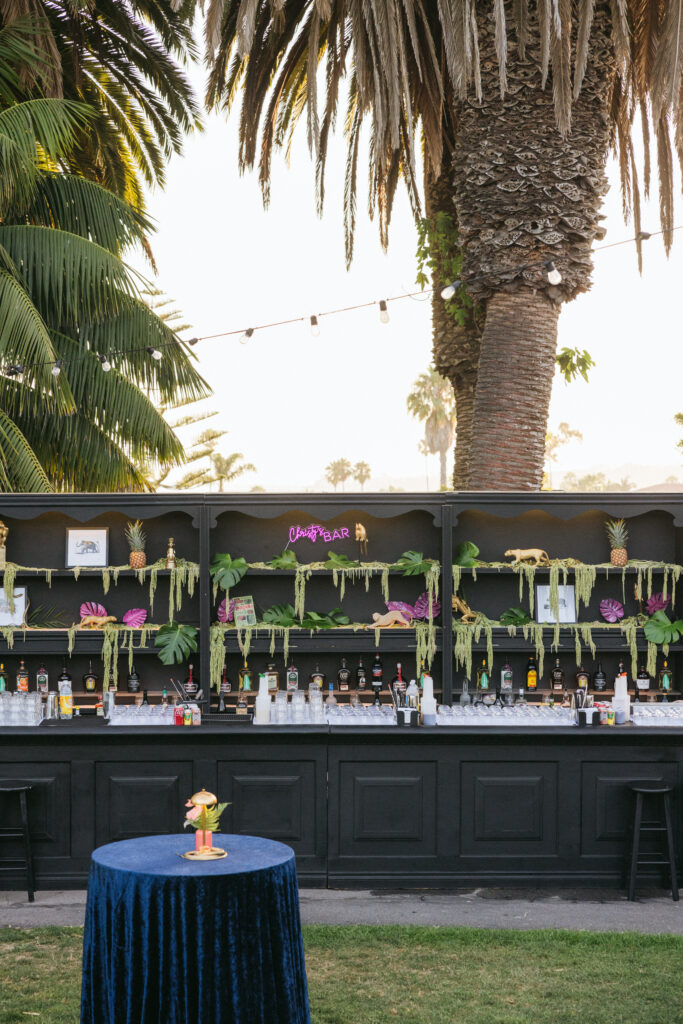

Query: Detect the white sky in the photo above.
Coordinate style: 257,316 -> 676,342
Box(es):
130,62 -> 683,492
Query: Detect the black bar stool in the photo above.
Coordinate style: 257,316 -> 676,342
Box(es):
0,784 -> 35,902
627,784 -> 678,902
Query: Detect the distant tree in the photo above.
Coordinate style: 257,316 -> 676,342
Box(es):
407,368 -> 456,490
544,423 -> 583,489
325,458 -> 352,492
353,461 -> 371,491
210,453 -> 256,492
562,472 -> 634,493
417,440 -> 430,491
676,413 -> 683,455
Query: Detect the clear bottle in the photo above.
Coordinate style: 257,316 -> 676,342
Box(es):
16,659 -> 28,693
265,661 -> 279,692
659,659 -> 673,693
161,688 -> 169,708
356,658 -> 367,690
593,662 -> 607,692
337,657 -> 351,692
459,678 -> 471,706
500,661 -> 513,693
127,663 -> 141,694
526,656 -> 538,691
183,663 -> 198,699
286,660 -> 299,691
476,658 -> 490,691
325,682 -> 337,707
406,679 -> 420,709
82,660 -> 98,693
309,663 -> 325,690
36,663 -> 49,696
551,658 -> 565,692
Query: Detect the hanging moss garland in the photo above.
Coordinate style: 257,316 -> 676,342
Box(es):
415,621 -> 437,673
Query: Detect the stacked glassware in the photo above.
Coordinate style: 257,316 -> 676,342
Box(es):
632,704 -> 683,727
0,692 -> 43,726
436,703 -> 576,726
107,703 -> 176,726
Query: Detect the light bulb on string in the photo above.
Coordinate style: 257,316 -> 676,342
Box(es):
52,360 -> 62,377
239,328 -> 254,345
146,346 -> 162,360
441,281 -> 460,300
99,354 -> 112,372
378,300 -> 390,324
309,315 -> 320,337
6,364 -> 23,378
545,260 -> 562,285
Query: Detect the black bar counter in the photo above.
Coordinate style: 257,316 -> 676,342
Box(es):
2,723 -> 682,890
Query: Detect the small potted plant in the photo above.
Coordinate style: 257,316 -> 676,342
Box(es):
184,789 -> 228,855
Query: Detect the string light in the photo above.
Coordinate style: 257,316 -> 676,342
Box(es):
0,225 -> 679,378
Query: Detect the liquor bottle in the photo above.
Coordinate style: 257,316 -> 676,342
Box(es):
526,656 -> 538,690
550,658 -> 565,692
141,690 -> 149,706
16,659 -> 28,693
636,665 -> 651,691
127,664 -> 140,693
392,662 -> 406,697
593,662 -> 607,692
476,658 -> 490,691
161,689 -> 169,708
575,665 -> 589,690
406,679 -> 420,709
371,654 -> 383,689
515,688 -> 527,706
325,682 -> 337,707
265,661 -> 279,691
217,691 -> 227,714
337,657 -> 351,692
238,658 -> 253,692
36,663 -> 49,696
0,663 -> 6,692
220,666 -> 232,694
82,660 -> 98,693
286,660 -> 299,691
500,661 -> 513,693
309,663 -> 326,689
615,659 -> 628,689
183,663 -> 198,699
356,657 -> 367,690
57,665 -> 73,719
418,659 -> 426,689
236,691 -> 248,715
459,678 -> 470,706
659,659 -> 673,693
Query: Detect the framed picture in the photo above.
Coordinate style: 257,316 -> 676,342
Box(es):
536,584 -> 576,624
233,596 -> 257,629
65,528 -> 109,568
0,586 -> 27,627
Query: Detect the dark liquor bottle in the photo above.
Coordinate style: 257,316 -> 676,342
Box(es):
82,660 -> 98,693
57,664 -> 72,689
659,659 -> 673,692
36,663 -> 49,696
636,665 -> 651,692
526,656 -> 538,691
220,666 -> 232,694
551,658 -> 565,692
309,663 -> 326,689
500,661 -> 513,693
337,658 -> 351,692
183,663 -> 198,699
127,663 -> 141,693
593,662 -> 607,692
238,658 -> 253,692
356,657 -> 367,690
16,659 -> 29,693
575,665 -> 589,691
141,690 -> 149,706
371,654 -> 383,688
286,660 -> 299,691
0,663 -> 6,692
476,658 -> 490,691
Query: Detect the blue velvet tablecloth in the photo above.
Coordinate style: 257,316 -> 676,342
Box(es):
80,834 -> 311,1024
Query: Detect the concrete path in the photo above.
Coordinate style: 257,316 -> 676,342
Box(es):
2,887 -> 683,933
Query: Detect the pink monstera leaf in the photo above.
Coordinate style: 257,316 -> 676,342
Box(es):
122,608 -> 148,628
386,600 -> 416,621
600,598 -> 624,623
413,591 -> 442,620
217,597 -> 235,623
646,592 -> 670,615
80,601 -> 107,619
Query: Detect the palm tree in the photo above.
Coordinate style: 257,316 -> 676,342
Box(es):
0,22 -> 208,490
325,458 -> 352,492
407,369 -> 456,491
210,452 -> 257,492
353,461 -> 371,491
544,422 -> 583,489
201,1 -> 683,491
1,2 -> 201,212
417,440 -> 430,491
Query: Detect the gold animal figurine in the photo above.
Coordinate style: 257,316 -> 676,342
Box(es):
370,610 -> 411,628
79,614 -> 117,629
504,548 -> 551,567
355,522 -> 368,556
0,519 -> 8,569
452,595 -> 478,623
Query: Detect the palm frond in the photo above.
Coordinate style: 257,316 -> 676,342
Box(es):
0,409 -> 51,492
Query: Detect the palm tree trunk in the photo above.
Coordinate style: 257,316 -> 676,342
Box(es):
467,292 -> 559,489
438,448 -> 448,490
425,168 -> 480,491
453,2 -> 614,490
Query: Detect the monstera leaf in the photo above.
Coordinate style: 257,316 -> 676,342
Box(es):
324,550 -> 360,570
392,550 -> 438,576
413,592 -> 442,619
267,549 -> 299,570
210,553 -> 248,590
154,622 -> 198,665
453,541 -> 480,567
300,608 -> 350,630
499,606 -> 531,626
262,603 -> 297,627
646,592 -> 670,615
643,611 -> 683,646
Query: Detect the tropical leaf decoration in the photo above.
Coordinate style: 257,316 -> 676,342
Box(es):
27,603 -> 69,629
217,597 -> 234,623
643,612 -> 683,647
386,600 -> 416,620
154,622 -> 198,665
122,608 -> 148,628
499,606 -> 531,626
413,592 -> 442,619
600,598 -> 625,623
392,551 -> 438,576
324,550 -> 360,570
80,601 -> 107,620
210,553 -> 248,590
267,549 -> 299,570
453,541 -> 480,567
262,603 -> 297,627
646,592 -> 670,615
300,608 -> 351,630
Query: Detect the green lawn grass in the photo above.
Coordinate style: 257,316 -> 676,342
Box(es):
1,924 -> 682,1023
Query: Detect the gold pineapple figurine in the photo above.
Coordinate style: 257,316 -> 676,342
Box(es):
166,537 -> 176,570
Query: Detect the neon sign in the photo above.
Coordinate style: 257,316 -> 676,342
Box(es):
288,524 -> 350,544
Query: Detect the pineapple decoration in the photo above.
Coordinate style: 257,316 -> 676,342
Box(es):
605,518 -> 628,567
125,519 -> 147,569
